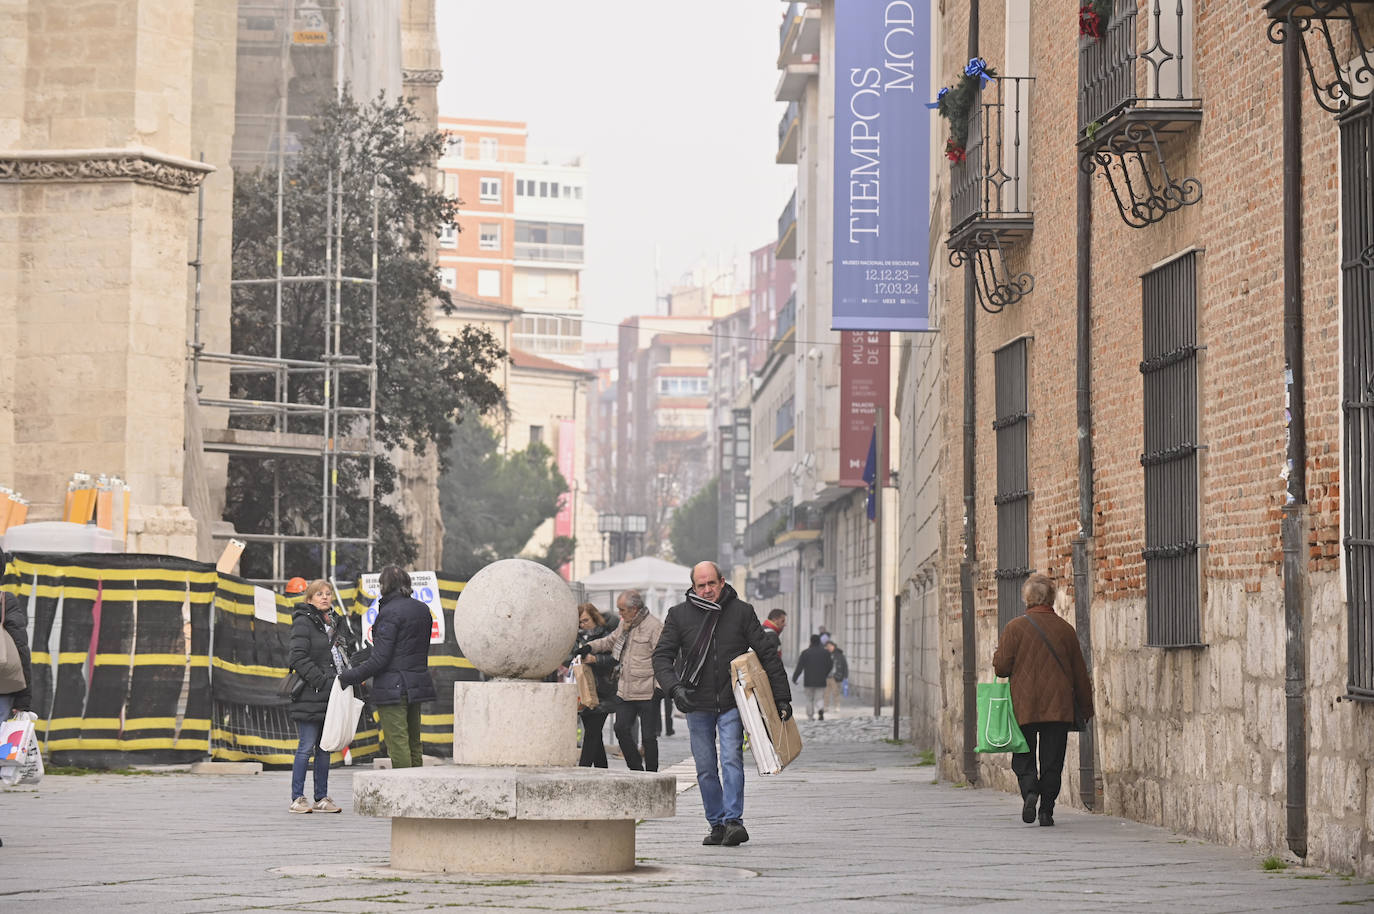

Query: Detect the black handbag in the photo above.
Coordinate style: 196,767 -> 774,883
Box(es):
277,670 -> 306,702
1023,614 -> 1088,732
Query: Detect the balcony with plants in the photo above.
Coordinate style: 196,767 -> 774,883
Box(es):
936,59 -> 1035,312
1077,0 -> 1202,228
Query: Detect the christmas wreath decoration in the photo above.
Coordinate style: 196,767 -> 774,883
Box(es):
1079,0 -> 1113,40
929,58 -> 996,163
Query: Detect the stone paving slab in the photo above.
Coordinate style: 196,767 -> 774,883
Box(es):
1,717 -> 1371,912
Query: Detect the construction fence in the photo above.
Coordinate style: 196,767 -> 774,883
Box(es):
4,553 -> 478,769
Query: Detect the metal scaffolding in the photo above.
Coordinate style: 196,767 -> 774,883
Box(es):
190,0 -> 377,585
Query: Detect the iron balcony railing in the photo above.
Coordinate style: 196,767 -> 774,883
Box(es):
513,242 -> 584,263
775,292 -> 796,342
950,75 -> 1033,233
776,189 -> 797,259
779,1 -> 802,54
778,99 -> 800,162
744,498 -> 791,556
1079,0 -> 1198,137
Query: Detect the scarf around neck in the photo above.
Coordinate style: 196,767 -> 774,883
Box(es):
681,589 -> 724,687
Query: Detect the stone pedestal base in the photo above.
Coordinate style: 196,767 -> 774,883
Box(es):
353,765 -> 676,875
391,817 -> 634,874
452,680 -> 577,766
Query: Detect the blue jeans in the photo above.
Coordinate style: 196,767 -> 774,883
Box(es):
0,695 -> 13,721
686,707 -> 744,826
291,718 -> 330,801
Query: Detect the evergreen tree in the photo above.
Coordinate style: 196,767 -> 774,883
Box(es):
228,92 -> 506,579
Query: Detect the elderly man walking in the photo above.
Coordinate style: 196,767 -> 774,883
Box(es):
653,561 -> 792,848
580,589 -> 664,771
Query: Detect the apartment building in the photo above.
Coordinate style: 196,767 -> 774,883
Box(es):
436,117 -> 588,367
908,0 -> 1374,875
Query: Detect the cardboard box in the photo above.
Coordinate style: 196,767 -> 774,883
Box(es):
730,650 -> 802,774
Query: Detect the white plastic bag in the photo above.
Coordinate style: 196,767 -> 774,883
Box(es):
1,712 -> 43,787
320,680 -> 364,753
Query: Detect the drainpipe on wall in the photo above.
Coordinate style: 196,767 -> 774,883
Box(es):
1073,162 -> 1097,811
1280,28 -> 1309,861
959,0 -> 982,788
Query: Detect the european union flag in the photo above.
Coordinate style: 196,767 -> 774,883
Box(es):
862,425 -> 877,521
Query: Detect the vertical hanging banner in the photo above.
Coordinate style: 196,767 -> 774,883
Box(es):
839,331 -> 890,487
832,0 -> 931,331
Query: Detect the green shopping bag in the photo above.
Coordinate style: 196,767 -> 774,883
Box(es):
975,679 -> 1029,753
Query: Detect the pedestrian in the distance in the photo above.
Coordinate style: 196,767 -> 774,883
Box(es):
573,602 -> 616,768
653,561 -> 791,848
992,572 -> 1094,827
338,565 -> 436,769
760,609 -> 786,660
824,640 -> 848,713
287,579 -> 353,814
580,590 -> 664,771
792,633 -> 833,720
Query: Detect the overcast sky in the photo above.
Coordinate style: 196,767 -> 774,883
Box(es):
435,1 -> 795,342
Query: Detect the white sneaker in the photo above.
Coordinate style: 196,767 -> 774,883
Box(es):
289,796 -> 312,814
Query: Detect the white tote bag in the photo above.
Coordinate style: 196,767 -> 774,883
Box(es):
1,712 -> 43,787
319,680 -> 365,753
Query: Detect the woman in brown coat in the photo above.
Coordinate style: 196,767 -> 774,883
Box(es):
992,573 -> 1094,827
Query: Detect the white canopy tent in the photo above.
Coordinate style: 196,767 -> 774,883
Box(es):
576,556 -> 693,620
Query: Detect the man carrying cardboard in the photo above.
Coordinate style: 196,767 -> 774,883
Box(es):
653,561 -> 792,848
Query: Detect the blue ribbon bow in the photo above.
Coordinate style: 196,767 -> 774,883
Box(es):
965,57 -> 994,88
925,86 -> 950,110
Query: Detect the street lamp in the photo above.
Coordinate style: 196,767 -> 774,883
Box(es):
597,513 -> 648,564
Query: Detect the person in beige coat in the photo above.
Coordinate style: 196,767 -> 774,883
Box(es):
580,589 -> 665,771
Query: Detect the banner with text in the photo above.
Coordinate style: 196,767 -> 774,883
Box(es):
839,331 -> 890,487
832,0 -> 931,331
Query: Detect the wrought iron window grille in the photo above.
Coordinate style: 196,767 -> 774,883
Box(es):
1140,250 -> 1204,648
994,338 -> 1032,630
1079,0 -> 1203,228
948,74 -> 1035,312
1265,1 -> 1374,115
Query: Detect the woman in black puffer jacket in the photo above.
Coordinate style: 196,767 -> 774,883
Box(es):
572,602 -> 618,767
287,579 -> 354,814
338,566 -> 436,768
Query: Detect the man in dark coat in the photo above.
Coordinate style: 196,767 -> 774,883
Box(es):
653,561 -> 791,849
792,634 -> 833,720
339,566 -> 437,768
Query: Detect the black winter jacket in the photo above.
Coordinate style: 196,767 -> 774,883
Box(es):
2,591 -> 32,710
792,644 -> 833,688
288,604 -> 352,722
338,591 -> 436,706
652,583 -> 790,713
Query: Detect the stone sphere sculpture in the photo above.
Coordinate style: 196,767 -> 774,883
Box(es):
454,558 -> 578,678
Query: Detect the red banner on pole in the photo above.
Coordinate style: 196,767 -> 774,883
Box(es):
839,331 -> 889,487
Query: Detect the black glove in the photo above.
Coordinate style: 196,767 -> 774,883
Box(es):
777,701 -> 793,722
670,684 -> 692,714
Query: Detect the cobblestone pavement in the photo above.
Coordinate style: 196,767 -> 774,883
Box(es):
2,702 -> 1371,913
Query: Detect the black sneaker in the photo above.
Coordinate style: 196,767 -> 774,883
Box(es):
817,709 -> 824,720
702,824 -> 726,845
1022,791 -> 1039,824
722,819 -> 750,846
1038,808 -> 1055,827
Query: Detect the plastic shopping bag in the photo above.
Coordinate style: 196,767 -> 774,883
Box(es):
320,680 -> 365,753
974,679 -> 1030,754
1,712 -> 44,786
